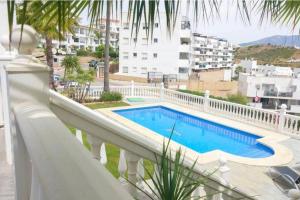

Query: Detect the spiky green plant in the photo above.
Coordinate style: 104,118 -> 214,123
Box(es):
125,125 -> 212,200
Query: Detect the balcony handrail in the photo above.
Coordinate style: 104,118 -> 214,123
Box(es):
49,90 -> 254,199
13,102 -> 133,200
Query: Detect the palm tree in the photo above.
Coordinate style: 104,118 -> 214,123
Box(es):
61,55 -> 81,80
15,0 -> 78,89
10,0 -> 300,91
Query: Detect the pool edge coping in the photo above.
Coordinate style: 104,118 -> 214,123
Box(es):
97,102 -> 293,166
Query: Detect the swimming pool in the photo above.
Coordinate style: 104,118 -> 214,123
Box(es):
114,106 -> 274,158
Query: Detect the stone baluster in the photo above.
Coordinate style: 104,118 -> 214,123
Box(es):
125,151 -> 140,198
204,90 -> 210,112
136,159 -> 145,190
87,134 -> 102,161
160,82 -> 164,101
278,104 -> 287,133
75,129 -> 83,144
100,143 -> 107,165
131,80 -> 135,97
118,149 -> 127,184
288,189 -> 300,200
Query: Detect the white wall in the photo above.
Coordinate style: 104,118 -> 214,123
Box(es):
119,13 -> 184,78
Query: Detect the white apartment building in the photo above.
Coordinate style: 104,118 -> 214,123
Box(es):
42,19 -> 120,53
238,59 -> 300,113
191,34 -> 234,70
118,14 -> 234,80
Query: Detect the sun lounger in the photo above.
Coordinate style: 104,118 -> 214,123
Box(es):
269,166 -> 300,192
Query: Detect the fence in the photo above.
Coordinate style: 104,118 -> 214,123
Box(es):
60,82 -> 300,137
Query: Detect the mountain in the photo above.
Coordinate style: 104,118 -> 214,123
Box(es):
235,45 -> 300,67
240,35 -> 300,47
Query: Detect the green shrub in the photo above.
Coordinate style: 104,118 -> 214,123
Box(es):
227,93 -> 248,105
100,91 -> 122,102
76,48 -> 91,56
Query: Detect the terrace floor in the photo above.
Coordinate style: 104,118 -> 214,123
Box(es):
0,128 -> 15,200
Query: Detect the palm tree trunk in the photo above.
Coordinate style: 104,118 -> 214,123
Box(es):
45,36 -> 56,90
104,0 -> 111,92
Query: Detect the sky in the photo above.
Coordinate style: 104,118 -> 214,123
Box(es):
80,1 -> 298,45
191,3 -> 297,45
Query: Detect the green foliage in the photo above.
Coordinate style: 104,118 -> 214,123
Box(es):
94,44 -> 118,59
62,55 -> 80,79
100,91 -> 122,102
85,102 -> 129,110
235,45 -> 296,63
178,90 -> 248,105
76,48 -> 92,56
131,127 -> 208,200
227,94 -> 248,105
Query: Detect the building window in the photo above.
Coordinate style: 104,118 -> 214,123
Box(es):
141,67 -> 147,74
122,66 -> 128,73
123,52 -> 129,59
123,38 -> 129,45
133,52 -> 137,57
132,67 -> 137,72
154,38 -> 158,43
80,28 -> 85,34
155,23 -> 159,28
153,53 -> 158,58
152,67 -> 157,71
179,67 -> 189,73
142,53 -> 148,60
123,23 -> 129,30
179,52 -> 189,59
142,38 -> 148,45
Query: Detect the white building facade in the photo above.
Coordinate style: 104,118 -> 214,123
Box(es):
118,15 -> 234,80
238,60 -> 300,113
41,19 -> 120,53
191,34 -> 234,70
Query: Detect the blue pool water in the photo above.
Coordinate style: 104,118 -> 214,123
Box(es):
114,106 -> 274,158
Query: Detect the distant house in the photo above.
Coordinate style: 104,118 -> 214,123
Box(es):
238,59 -> 300,113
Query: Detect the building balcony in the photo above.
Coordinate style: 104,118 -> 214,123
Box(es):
206,51 -> 213,55
178,59 -> 189,66
179,45 -> 190,52
180,29 -> 191,39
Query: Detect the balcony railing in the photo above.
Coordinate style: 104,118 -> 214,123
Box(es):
58,83 -> 300,136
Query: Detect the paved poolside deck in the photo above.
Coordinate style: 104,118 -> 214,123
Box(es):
122,99 -> 300,199
1,99 -> 299,200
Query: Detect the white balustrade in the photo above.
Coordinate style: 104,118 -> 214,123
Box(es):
87,134 -> 103,160
125,151 -> 140,197
118,149 -> 127,184
75,129 -> 83,144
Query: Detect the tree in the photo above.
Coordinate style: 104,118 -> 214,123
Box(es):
61,55 -> 80,80
95,44 -> 118,60
234,66 -> 244,79
15,0 -> 78,90
66,68 -> 95,103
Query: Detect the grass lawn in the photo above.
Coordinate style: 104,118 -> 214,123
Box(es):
69,101 -> 154,178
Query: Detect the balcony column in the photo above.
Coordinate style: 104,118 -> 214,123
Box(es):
278,104 -> 287,133
125,150 -> 140,198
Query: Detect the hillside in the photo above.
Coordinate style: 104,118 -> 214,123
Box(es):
240,35 -> 300,47
235,45 -> 300,67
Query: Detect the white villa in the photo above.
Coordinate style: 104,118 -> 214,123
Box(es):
118,14 -> 234,80
238,59 -> 300,113
2,3 -> 300,200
